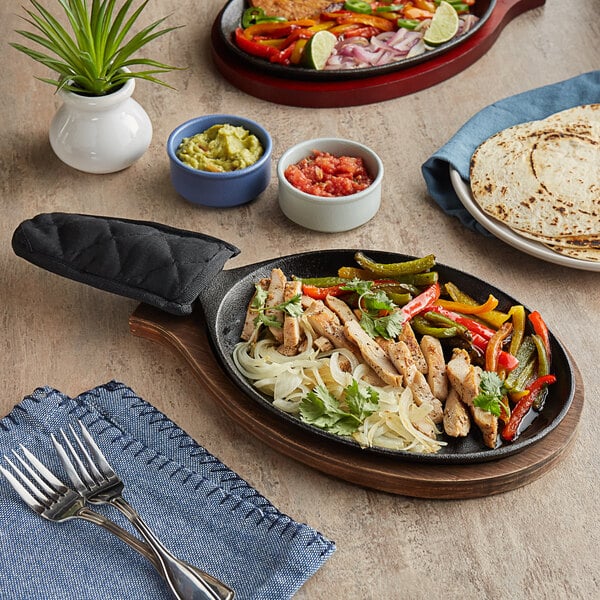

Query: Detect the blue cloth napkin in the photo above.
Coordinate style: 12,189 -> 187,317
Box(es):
421,70 -> 600,234
0,382 -> 335,600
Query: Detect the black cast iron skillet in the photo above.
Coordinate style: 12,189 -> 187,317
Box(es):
12,216 -> 574,465
217,0 -> 496,82
197,248 -> 574,464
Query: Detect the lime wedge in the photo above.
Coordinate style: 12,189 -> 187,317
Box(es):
423,1 -> 459,47
302,30 -> 337,70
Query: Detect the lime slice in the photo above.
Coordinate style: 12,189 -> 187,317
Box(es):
302,30 -> 337,70
423,1 -> 459,47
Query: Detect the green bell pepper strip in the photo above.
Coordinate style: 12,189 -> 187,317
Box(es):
354,251 -> 436,277
299,276 -> 350,287
241,7 -> 287,28
421,311 -> 468,334
344,0 -> 373,13
505,336 -> 537,391
397,18 -> 420,29
412,315 -> 458,338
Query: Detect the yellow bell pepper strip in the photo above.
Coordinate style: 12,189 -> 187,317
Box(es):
400,282 -> 440,321
404,6 -> 435,19
485,322 -> 513,373
435,294 -> 499,315
528,310 -> 551,363
290,38 -> 308,64
354,251 -> 436,277
508,304 -> 526,356
501,374 -> 557,442
444,281 -> 509,329
243,19 -> 316,40
415,0 -> 436,11
323,11 -> 396,31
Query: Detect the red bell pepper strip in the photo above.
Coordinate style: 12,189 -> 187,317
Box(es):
400,282 -> 440,321
302,283 -> 349,300
528,310 -> 551,363
234,27 -> 280,60
438,315 -> 518,371
343,25 -> 381,38
501,374 -> 557,442
428,305 -> 495,339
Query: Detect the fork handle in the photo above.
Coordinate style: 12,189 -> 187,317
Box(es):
110,496 -> 232,600
77,507 -> 231,599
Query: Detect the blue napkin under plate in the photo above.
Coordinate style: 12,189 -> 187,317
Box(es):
0,381 -> 335,600
421,70 -> 600,234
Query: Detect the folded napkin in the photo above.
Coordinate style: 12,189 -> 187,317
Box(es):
421,70 -> 600,234
0,382 -> 335,600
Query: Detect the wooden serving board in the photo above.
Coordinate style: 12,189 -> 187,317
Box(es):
129,303 -> 583,499
210,0 -> 546,108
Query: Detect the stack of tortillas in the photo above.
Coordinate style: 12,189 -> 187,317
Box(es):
469,104 -> 600,262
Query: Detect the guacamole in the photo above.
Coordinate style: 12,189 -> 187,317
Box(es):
176,123 -> 263,172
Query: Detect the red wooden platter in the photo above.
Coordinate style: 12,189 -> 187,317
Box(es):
129,303 -> 583,499
210,0 -> 546,107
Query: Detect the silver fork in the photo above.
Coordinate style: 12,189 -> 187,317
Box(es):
0,446 -> 229,597
53,421 -> 234,600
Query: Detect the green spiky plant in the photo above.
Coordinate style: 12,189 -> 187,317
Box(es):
10,0 -> 183,96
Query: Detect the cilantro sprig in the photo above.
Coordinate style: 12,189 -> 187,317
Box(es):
473,371 -> 510,418
251,284 -> 302,328
299,380 -> 379,435
341,280 -> 403,339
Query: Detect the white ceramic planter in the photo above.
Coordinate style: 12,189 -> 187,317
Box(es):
49,76 -> 152,174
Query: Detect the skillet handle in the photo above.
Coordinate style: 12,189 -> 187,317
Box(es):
11,213 -> 240,316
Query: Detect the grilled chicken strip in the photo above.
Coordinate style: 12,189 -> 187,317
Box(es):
399,322 -> 428,374
443,387 -> 471,438
266,268 -> 286,343
305,300 -> 361,358
344,320 -> 403,387
446,349 -> 498,448
420,335 -> 449,401
278,280 -> 303,356
241,278 -> 269,342
387,341 -> 443,423
325,294 -> 358,324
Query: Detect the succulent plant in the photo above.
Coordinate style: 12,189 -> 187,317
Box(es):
11,0 -> 183,96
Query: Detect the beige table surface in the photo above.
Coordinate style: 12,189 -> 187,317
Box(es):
1,1 -> 599,598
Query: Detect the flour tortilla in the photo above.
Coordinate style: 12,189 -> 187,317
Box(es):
469,104 -> 600,260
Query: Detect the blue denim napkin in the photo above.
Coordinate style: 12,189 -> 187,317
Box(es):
421,70 -> 600,234
0,382 -> 335,600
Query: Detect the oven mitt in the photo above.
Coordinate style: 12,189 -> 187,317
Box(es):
11,213 -> 240,316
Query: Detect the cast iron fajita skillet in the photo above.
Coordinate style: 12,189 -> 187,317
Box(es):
12,214 -> 574,465
217,0 -> 496,82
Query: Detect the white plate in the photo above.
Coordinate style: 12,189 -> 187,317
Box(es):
449,166 -> 600,272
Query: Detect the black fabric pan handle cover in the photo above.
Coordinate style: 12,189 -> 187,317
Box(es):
11,213 -> 240,316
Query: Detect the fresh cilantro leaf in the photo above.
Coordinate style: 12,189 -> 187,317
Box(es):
359,310 -> 403,340
341,279 -> 373,295
251,284 -> 268,310
252,292 -> 302,328
362,290 -> 395,312
473,371 -> 508,417
345,380 -> 379,420
299,381 -> 379,436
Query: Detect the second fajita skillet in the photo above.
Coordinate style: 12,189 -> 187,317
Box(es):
12,213 -> 574,465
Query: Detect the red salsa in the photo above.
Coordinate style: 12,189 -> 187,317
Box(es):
284,150 -> 374,197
